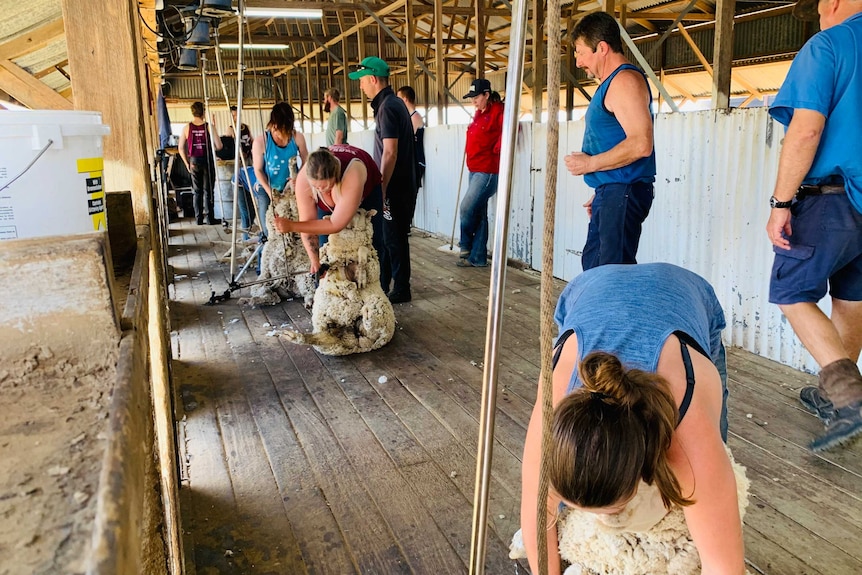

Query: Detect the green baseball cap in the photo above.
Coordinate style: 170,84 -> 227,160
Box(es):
348,57 -> 390,80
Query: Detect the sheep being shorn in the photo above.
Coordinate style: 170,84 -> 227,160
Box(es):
510,448 -> 751,575
281,209 -> 395,356
239,157 -> 315,308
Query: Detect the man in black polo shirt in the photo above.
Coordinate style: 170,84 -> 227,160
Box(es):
349,56 -> 418,303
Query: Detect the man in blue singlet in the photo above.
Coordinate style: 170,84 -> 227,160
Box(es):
765,0 -> 862,452
563,12 -> 656,271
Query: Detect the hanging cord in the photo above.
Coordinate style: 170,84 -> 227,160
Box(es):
537,0 -> 562,573
212,24 -> 245,278
201,53 -> 227,222
0,139 -> 54,193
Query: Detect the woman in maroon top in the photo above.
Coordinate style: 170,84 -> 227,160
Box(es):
274,145 -> 384,284
459,78 -> 504,267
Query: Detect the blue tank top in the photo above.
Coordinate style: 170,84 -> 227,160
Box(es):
582,64 -> 657,188
554,263 -> 725,392
264,131 -> 300,192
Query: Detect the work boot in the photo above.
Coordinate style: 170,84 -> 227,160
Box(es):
818,358 -> 862,407
799,386 -> 835,425
809,359 -> 862,452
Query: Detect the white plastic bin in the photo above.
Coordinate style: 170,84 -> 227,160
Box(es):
214,160 -> 234,221
0,111 -> 111,240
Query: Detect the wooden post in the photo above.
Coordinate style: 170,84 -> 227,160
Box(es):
336,12 -> 352,126
358,29 -> 368,129
406,0 -> 417,87
711,0 -> 736,110
306,60 -> 314,129
531,0 -> 545,122
475,0 -> 486,76
566,7 -> 575,120
435,0 -> 445,125
60,0 -> 152,224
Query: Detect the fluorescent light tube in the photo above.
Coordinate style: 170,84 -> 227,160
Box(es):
243,8 -> 323,19
220,43 -> 290,50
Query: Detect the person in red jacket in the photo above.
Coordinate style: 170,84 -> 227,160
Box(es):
459,78 -> 504,267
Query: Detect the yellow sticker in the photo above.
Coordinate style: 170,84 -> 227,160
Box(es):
77,157 -> 104,174
78,157 -> 106,230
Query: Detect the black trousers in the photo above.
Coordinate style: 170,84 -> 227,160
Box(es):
190,156 -> 215,222
380,188 -> 418,296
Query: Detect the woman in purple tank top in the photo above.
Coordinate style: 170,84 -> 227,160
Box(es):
273,146 -> 384,281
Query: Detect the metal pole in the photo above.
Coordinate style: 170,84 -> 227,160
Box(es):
201,53 -> 226,223
468,0 -> 528,572
228,1 -> 246,279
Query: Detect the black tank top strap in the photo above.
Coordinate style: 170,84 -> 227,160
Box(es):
552,329 -> 575,370
677,339 -> 696,426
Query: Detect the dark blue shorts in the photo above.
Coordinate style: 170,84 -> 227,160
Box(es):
769,194 -> 862,304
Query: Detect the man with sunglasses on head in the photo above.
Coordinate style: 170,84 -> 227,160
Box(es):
349,57 -> 417,304
563,11 -> 656,272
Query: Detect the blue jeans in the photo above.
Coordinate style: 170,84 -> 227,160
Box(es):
233,167 -> 256,240
582,181 -> 654,271
459,172 -> 498,266
252,184 -> 271,240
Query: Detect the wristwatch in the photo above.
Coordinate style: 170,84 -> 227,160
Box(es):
769,196 -> 793,209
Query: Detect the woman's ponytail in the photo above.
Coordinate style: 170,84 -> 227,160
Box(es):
549,352 -> 694,510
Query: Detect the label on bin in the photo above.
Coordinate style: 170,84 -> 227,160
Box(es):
77,158 -> 106,231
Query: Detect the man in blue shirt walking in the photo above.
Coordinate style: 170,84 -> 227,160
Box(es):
765,0 -> 862,452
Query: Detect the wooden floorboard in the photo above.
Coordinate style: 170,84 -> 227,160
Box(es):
171,223 -> 862,574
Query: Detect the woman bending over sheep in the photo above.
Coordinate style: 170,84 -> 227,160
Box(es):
273,145 -> 384,287
520,262 -> 745,575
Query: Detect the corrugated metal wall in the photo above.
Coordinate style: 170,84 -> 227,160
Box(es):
390,107 -> 823,373
177,103 -> 827,373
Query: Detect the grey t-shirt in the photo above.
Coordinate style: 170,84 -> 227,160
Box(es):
325,105 -> 348,146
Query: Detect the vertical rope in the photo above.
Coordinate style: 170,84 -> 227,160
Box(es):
536,0 -> 561,572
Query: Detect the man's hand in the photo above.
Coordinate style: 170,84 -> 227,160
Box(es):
564,152 -> 592,176
766,208 -> 792,250
583,193 -> 595,219
273,215 -> 293,233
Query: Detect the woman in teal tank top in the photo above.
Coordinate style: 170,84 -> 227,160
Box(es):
251,102 -> 309,238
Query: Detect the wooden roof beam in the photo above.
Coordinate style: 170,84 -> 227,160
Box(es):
274,0 -> 406,75
0,58 -> 71,109
0,18 -> 65,61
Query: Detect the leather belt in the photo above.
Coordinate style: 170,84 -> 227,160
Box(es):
797,184 -> 845,198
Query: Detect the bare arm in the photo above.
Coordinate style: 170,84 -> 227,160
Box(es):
665,347 -> 745,575
766,109 -> 825,250
177,124 -> 190,168
277,161 -> 366,237
564,70 -> 653,176
285,166 -> 322,272
335,129 -> 345,145
295,132 -> 309,165
521,337 -> 577,575
522,396 -> 564,575
252,134 -> 273,199
410,112 -> 424,133
380,137 -> 398,202
208,120 -> 223,151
